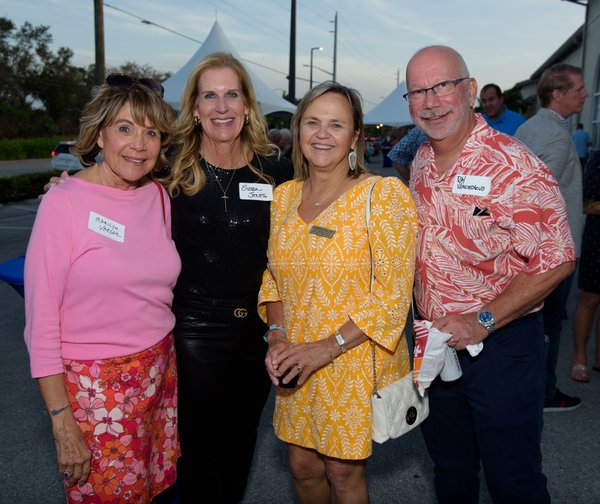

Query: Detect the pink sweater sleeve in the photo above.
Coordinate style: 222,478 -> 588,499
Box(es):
24,189 -> 75,377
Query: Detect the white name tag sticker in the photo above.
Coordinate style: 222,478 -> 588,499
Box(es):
239,182 -> 273,201
88,211 -> 125,242
452,175 -> 491,196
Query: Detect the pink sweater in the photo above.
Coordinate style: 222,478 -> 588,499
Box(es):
24,178 -> 181,378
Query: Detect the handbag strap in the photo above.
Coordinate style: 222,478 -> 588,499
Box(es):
366,177 -> 414,396
365,178 -> 380,396
153,180 -> 166,224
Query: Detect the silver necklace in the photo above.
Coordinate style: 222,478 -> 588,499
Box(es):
205,161 -> 237,212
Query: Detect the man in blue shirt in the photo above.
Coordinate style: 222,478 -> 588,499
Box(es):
480,83 -> 525,135
572,123 -> 591,169
386,126 -> 427,181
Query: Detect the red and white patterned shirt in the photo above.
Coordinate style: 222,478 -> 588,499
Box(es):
410,114 -> 575,321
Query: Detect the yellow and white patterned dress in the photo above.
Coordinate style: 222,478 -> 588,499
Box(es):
258,176 -> 418,459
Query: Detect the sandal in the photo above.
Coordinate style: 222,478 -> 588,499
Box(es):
571,363 -> 590,383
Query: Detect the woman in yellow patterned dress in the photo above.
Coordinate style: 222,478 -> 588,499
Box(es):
258,81 -> 418,503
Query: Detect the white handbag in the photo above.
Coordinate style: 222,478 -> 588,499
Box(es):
371,368 -> 429,443
365,179 -> 429,444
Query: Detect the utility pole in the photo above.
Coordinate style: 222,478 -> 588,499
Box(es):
287,0 -> 296,103
330,12 -> 338,82
94,0 -> 105,85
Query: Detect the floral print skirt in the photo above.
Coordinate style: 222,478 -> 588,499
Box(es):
63,334 -> 178,503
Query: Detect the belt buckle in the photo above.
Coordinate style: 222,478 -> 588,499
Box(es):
233,307 -> 248,319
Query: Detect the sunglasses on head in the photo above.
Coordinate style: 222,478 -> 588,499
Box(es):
105,73 -> 165,98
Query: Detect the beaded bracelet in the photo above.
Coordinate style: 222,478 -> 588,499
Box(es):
263,324 -> 287,343
50,403 -> 70,416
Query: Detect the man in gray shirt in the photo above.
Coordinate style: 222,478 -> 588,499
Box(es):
515,63 -> 588,412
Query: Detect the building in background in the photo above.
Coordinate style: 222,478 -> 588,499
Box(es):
514,0 -> 599,149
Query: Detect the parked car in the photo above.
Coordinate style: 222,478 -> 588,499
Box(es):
51,141 -> 82,171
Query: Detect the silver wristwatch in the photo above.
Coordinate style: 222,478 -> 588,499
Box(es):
334,330 -> 347,353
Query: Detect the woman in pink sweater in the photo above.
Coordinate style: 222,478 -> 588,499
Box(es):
24,76 -> 181,503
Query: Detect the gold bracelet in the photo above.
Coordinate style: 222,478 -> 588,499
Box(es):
327,337 -> 335,372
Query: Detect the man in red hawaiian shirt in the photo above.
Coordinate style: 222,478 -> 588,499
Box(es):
405,45 -> 575,504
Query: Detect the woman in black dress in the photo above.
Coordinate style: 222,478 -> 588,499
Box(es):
571,150 -> 600,382
164,53 -> 291,502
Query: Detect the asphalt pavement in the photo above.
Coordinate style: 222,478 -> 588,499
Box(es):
0,157 -> 598,503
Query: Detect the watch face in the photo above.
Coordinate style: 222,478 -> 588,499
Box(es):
479,311 -> 494,324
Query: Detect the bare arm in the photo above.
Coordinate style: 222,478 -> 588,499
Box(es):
264,301 -> 368,387
584,200 -> 600,215
486,261 -> 574,326
393,162 -> 410,182
434,261 -> 575,349
37,374 -> 91,486
263,301 -> 291,385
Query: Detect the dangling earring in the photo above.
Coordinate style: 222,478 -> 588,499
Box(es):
348,150 -> 357,171
193,116 -> 201,127
244,114 -> 249,125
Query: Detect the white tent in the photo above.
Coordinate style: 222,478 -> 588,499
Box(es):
162,21 -> 296,116
363,82 -> 413,127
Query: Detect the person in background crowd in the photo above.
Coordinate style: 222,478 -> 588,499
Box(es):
515,63 -> 587,412
380,135 -> 394,168
267,127 -> 293,160
571,150 -> 600,382
279,128 -> 293,158
25,75 -> 180,503
260,81 -> 417,504
479,83 -> 525,135
406,45 -> 575,503
386,126 -> 428,181
572,123 -> 591,169
267,128 -> 283,148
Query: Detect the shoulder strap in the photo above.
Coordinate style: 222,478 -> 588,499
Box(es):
365,178 -> 378,292
153,180 -> 166,224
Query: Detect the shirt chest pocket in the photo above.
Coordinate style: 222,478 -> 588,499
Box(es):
449,206 -> 512,265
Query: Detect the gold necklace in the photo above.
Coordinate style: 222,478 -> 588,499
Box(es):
205,161 -> 237,212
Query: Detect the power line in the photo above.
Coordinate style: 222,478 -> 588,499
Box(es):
103,3 -> 202,44
212,0 -> 290,41
102,2 -> 302,80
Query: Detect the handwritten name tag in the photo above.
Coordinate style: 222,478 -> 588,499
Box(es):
239,183 -> 273,201
452,175 -> 491,196
88,211 -> 125,242
309,225 -> 336,239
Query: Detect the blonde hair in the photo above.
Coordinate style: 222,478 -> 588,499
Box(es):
73,82 -> 175,171
164,52 -> 277,196
291,81 -> 366,180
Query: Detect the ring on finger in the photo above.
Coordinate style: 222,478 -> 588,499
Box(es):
296,365 -> 303,375
63,471 -> 72,479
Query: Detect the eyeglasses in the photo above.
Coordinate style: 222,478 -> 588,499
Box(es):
105,73 -> 165,98
403,77 -> 470,103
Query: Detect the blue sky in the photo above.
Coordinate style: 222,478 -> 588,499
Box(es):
2,0 -> 586,112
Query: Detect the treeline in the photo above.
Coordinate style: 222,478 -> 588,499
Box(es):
0,17 -> 171,139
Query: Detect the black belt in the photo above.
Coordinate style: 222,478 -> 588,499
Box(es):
173,293 -> 259,324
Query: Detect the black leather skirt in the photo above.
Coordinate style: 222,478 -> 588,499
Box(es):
173,294 -> 267,363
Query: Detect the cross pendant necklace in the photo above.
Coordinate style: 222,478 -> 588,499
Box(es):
206,161 -> 237,212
